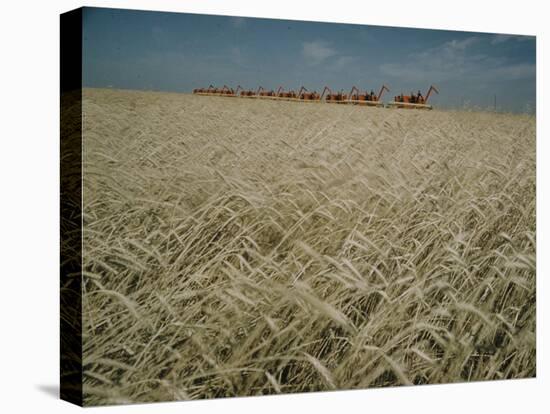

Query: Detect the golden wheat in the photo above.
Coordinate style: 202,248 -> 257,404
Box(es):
80,88 -> 535,405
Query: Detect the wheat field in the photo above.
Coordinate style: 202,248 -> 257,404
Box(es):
81,88 -> 536,405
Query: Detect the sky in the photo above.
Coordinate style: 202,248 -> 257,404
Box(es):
82,7 -> 536,113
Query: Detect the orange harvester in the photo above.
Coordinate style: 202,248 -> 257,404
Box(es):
257,86 -> 278,97
389,85 -> 439,109
298,86 -> 321,101
193,84 -> 242,97
347,85 -> 390,106
275,86 -> 298,99
240,87 -> 256,97
193,83 -> 439,109
322,86 -> 348,103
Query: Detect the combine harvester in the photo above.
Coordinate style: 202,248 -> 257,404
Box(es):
298,87 -> 322,102
272,86 -> 309,102
220,85 -> 242,97
240,85 -> 284,99
239,86 -> 257,97
192,84 -> 220,95
193,85 -> 242,97
256,86 -> 315,102
271,86 -> 306,101
274,86 -> 299,100
322,87 -> 349,104
257,86 -> 279,98
387,85 -> 439,109
193,83 -> 440,109
192,85 -> 211,95
347,85 -> 390,107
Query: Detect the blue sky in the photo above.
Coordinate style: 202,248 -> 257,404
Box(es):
83,7 -> 536,113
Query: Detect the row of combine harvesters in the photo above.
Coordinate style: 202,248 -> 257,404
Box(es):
192,84 -> 439,109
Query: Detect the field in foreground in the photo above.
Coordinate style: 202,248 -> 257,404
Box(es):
81,88 -> 535,405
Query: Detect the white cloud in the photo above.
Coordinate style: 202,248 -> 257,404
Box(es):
332,56 -> 357,70
380,37 -> 479,83
416,36 -> 479,63
302,41 -> 337,64
445,36 -> 479,50
379,35 -> 534,84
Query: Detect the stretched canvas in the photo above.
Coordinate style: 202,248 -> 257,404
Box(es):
60,6 -> 536,407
